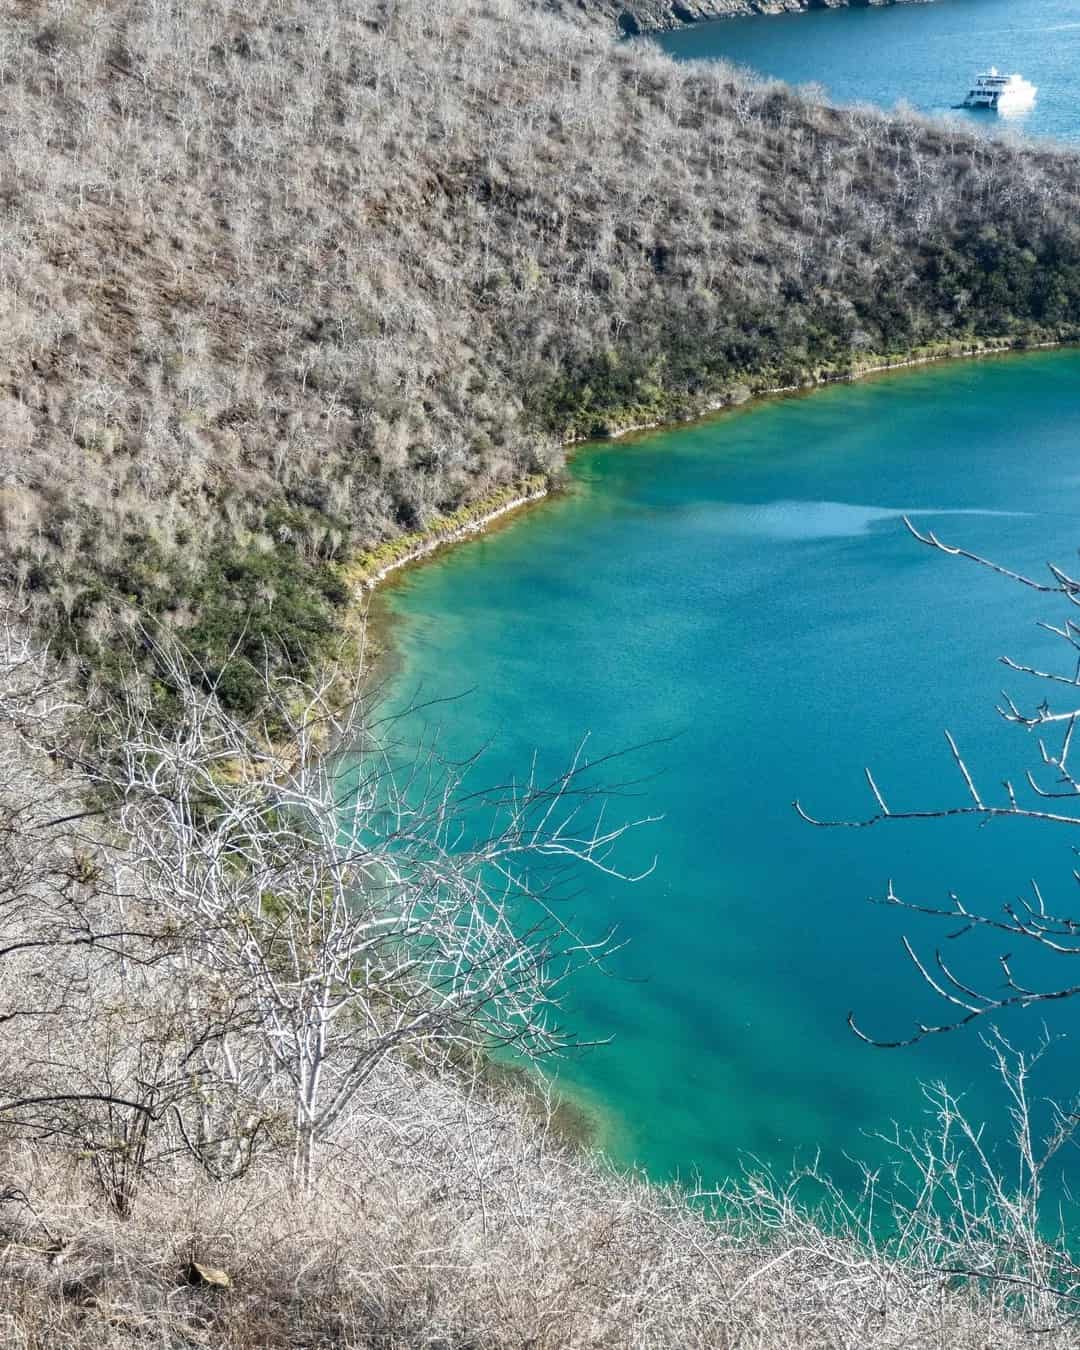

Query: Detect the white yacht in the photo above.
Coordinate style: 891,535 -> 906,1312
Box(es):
960,68 -> 1037,113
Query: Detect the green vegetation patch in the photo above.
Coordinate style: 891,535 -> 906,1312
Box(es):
182,541 -> 348,719
8,518 -> 349,727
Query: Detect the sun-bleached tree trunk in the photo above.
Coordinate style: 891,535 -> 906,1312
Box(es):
85,637 -> 652,1187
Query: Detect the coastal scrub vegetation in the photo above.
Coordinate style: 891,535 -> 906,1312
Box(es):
2,617 -> 1080,1347
6,0 -> 1080,704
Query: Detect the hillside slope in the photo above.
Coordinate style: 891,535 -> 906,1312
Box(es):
4,0 -> 1080,702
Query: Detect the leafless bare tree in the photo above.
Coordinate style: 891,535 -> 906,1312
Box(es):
51,636 -> 653,1188
0,612 -> 653,1191
0,611 -> 180,1147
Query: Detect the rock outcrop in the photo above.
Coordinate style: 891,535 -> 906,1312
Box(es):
547,0 -> 908,37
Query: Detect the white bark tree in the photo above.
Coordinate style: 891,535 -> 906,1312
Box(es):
88,640 -> 652,1186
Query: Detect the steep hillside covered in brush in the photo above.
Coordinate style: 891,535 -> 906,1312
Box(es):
4,0 -> 1080,702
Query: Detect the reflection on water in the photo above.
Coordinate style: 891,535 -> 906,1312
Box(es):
711,501 -> 1030,540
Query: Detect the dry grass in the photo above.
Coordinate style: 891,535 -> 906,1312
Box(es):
2,1060 -> 1078,1350
4,4 -> 1080,1334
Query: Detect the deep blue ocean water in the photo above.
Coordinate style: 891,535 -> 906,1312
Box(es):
380,352 -> 1080,1192
657,0 -> 1080,143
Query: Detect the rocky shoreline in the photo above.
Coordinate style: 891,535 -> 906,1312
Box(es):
361,337 -> 1067,597
564,0 -> 922,38
349,482 -> 551,593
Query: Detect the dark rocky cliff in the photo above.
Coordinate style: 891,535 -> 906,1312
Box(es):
547,0 -> 908,37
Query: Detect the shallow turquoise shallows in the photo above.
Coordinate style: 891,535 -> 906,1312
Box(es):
657,0 -> 1080,144
379,351 -> 1080,1191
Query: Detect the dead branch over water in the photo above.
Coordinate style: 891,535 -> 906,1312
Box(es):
797,520 -> 1080,1050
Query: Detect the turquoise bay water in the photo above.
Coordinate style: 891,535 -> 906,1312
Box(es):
658,0 -> 1080,143
381,351 -> 1080,1191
